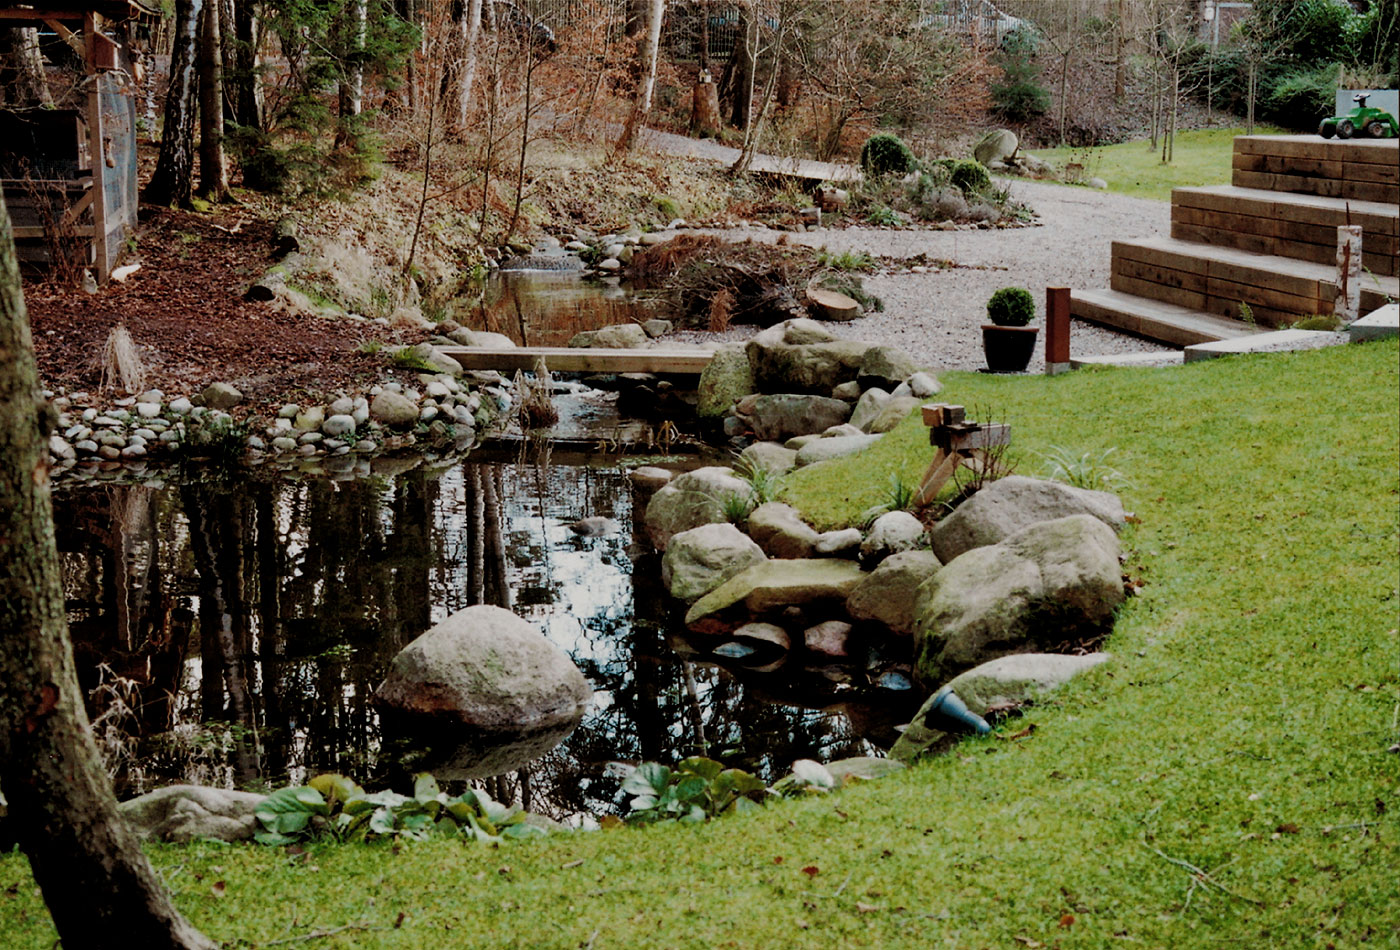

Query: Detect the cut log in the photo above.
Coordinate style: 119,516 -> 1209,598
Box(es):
806,287 -> 861,321
245,252 -> 301,302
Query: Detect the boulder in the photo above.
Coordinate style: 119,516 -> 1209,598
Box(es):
890,653 -> 1109,762
451,328 -> 517,348
913,515 -> 1124,686
685,559 -> 867,634
846,550 -> 942,636
745,394 -> 851,441
973,128 -> 1019,166
848,388 -> 891,431
200,382 -> 243,410
569,516 -> 616,537
644,466 -> 753,550
747,502 -> 820,559
120,785 -> 265,843
865,396 -> 924,434
662,523 -> 768,603
930,475 -> 1126,563
822,423 -> 864,438
795,433 -> 880,467
738,441 -> 798,476
775,318 -> 835,346
813,528 -> 863,556
860,510 -> 926,563
697,343 -> 756,419
747,332 -> 870,395
370,391 -> 420,428
643,319 -> 673,338
733,622 -> 792,652
629,466 -> 673,492
407,342 -> 463,375
591,323 -> 649,348
831,380 -> 862,401
905,371 -> 942,398
375,605 -> 592,732
804,620 -> 853,658
857,346 -> 919,391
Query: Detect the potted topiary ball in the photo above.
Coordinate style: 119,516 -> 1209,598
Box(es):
982,286 -> 1039,373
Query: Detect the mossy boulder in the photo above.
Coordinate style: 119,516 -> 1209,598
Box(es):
697,343 -> 756,418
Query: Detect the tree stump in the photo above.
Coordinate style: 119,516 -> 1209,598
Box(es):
691,74 -> 722,139
806,287 -> 861,321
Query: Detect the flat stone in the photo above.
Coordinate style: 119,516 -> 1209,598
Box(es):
685,559 -> 867,635
813,528 -> 862,556
803,620 -> 852,658
1070,352 -> 1185,369
1348,303 -> 1398,342
120,786 -> 265,843
794,433 -> 880,467
733,622 -> 791,652
1183,329 -> 1345,362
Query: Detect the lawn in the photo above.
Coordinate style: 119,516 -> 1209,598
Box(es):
1025,126 -> 1291,202
2,340 -> 1397,949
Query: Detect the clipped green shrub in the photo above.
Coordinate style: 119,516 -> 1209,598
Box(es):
987,286 -> 1036,327
860,133 -> 916,177
950,160 -> 992,197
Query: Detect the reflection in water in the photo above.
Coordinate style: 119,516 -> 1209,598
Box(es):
55,454 -> 913,821
460,271 -> 669,346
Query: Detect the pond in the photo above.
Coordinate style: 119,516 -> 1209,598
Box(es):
56,450 -> 918,823
458,270 -> 672,346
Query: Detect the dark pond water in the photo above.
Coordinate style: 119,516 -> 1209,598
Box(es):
456,271 -> 671,346
56,450 -> 918,823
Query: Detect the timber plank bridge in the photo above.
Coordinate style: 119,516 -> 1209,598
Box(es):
440,345 -> 717,376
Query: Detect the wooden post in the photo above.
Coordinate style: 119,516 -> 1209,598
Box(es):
84,12 -> 108,282
1045,286 -> 1071,375
1334,225 -> 1362,324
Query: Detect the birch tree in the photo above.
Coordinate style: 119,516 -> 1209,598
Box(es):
614,0 -> 665,156
145,0 -> 202,206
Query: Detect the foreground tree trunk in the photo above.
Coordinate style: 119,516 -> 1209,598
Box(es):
144,0 -> 202,207
198,0 -> 230,201
0,199 -> 219,950
232,0 -> 261,129
0,28 -> 53,108
614,0 -> 665,156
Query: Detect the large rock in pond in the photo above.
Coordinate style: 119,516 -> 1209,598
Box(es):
644,466 -> 752,550
375,605 -> 592,733
930,475 -> 1126,563
747,502 -> 820,559
914,515 -> 1124,687
846,550 -> 942,636
697,343 -> 756,418
120,786 -> 265,843
746,323 -> 870,395
743,394 -> 851,441
890,653 -> 1109,763
662,523 -> 768,603
685,559 -> 866,635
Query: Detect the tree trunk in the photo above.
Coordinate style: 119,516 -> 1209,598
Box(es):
729,5 -> 755,128
144,0 -> 202,207
614,0 -> 665,156
456,0 -> 484,132
0,199 -> 219,950
232,0 -> 261,129
198,0 -> 230,201
1057,48 -> 1071,147
0,28 -> 53,108
732,7 -> 787,175
1113,0 -> 1125,101
339,0 -> 366,119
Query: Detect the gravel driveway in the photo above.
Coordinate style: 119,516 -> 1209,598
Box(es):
670,179 -> 1176,373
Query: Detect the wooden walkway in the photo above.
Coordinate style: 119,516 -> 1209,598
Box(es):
440,346 -> 717,375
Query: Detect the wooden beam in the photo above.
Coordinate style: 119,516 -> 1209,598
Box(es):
439,346 -> 717,375
42,17 -> 85,57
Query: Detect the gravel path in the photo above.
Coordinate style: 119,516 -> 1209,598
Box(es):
668,179 -> 1176,373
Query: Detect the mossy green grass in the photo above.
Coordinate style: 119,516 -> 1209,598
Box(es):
1026,126 -> 1290,202
2,341 -> 1396,948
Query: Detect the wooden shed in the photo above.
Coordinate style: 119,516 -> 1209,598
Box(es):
0,0 -> 155,281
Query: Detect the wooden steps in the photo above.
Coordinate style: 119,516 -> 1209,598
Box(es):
1072,134 -> 1400,346
1171,185 -> 1398,277
1070,289 -> 1265,346
1111,236 -> 1398,328
440,345 -> 716,375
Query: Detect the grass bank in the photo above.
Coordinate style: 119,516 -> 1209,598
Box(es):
2,341 -> 1397,948
1025,126 -> 1290,202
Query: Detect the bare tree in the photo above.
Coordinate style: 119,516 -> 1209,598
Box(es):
198,0 -> 231,201
0,197 -> 219,950
454,0 -> 485,132
614,0 -> 665,155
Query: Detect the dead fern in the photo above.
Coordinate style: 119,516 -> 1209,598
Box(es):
517,358 -> 558,429
708,288 -> 734,332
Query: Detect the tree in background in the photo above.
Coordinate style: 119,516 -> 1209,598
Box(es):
0,196 -> 219,950
144,0 -> 202,206
198,0 -> 231,201
614,0 -> 665,155
989,28 -> 1049,123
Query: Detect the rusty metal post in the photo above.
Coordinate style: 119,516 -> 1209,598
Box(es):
1045,286 -> 1071,375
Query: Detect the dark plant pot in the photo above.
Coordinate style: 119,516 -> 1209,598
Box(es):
982,324 -> 1040,373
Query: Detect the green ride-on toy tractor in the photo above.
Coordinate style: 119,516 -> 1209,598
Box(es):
1319,92 -> 1399,139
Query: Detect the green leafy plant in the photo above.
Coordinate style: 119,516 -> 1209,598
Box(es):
390,347 -> 437,372
1290,313 -> 1341,331
356,338 -> 384,354
733,455 -> 786,506
987,287 -> 1036,327
860,471 -> 919,524
1239,301 -> 1256,326
814,248 -> 876,272
1039,445 -> 1130,492
860,134 -> 916,177
253,773 -> 549,845
949,160 -> 992,198
721,490 -> 757,524
865,205 -> 904,227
